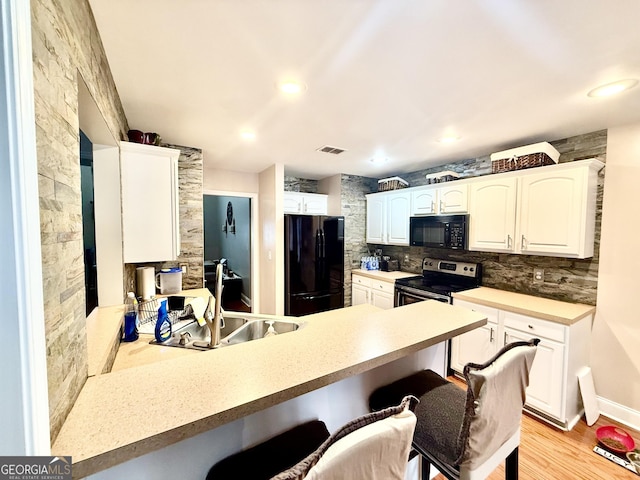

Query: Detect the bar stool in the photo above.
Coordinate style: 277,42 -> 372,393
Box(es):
207,395 -> 417,480
369,338 -> 539,480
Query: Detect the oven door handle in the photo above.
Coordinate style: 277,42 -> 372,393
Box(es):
394,285 -> 450,305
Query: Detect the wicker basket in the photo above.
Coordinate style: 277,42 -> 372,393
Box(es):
377,176 -> 409,192
490,142 -> 559,174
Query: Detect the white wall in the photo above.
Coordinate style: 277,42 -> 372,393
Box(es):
318,174 -> 342,216
593,122 -> 640,426
204,167 -> 259,193
258,164 -> 284,315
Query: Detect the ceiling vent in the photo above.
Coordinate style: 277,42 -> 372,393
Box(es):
317,145 -> 346,155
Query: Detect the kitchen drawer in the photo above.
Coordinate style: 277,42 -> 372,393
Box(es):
371,280 -> 395,294
352,274 -> 372,288
503,311 -> 565,343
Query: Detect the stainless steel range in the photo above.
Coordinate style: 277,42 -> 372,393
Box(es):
394,257 -> 482,306
394,257 -> 482,376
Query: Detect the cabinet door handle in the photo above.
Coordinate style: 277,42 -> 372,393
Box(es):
440,200 -> 445,213
490,327 -> 494,342
528,324 -> 534,330
431,201 -> 435,213
521,235 -> 527,250
507,235 -> 512,249
504,332 -> 509,344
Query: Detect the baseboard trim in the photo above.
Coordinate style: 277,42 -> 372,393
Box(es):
598,396 -> 640,431
240,293 -> 251,308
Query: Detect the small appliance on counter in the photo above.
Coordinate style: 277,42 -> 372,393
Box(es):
380,257 -> 399,271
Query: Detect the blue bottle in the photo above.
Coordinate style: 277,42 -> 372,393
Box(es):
155,299 -> 172,343
122,292 -> 139,342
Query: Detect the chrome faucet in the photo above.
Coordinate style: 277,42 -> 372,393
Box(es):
204,263 -> 225,348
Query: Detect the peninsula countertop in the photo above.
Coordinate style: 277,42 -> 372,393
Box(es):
53,299 -> 486,478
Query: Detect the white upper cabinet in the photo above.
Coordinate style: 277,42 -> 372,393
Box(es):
366,190 -> 410,245
411,186 -> 438,215
283,192 -> 328,215
387,192 -> 411,244
439,183 -> 469,214
410,183 -> 468,215
468,159 -> 603,258
120,142 -> 180,263
518,168 -> 589,257
468,177 -> 518,252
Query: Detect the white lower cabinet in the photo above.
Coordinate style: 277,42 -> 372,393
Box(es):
452,297 -> 591,430
351,282 -> 369,306
351,273 -> 395,310
450,301 -> 500,372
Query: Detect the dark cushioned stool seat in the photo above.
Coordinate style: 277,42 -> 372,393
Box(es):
369,370 -> 467,467
206,420 -> 330,480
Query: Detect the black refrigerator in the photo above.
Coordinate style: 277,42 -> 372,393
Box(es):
285,214 -> 345,316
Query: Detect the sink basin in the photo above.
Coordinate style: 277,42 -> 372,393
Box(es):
151,315 -> 248,351
222,319 -> 304,346
150,314 -> 304,351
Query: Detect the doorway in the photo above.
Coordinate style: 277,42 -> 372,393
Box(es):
203,194 -> 253,312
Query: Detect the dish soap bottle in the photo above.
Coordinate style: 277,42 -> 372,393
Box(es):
155,299 -> 172,343
122,292 -> 139,342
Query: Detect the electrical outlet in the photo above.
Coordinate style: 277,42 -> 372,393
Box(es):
404,254 -> 410,263
533,268 -> 544,283
180,263 -> 188,275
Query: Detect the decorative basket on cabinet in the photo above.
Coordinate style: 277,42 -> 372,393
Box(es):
490,141 -> 560,174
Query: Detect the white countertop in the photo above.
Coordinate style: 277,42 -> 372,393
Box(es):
53,295 -> 486,478
352,269 -> 416,281
452,287 -> 595,325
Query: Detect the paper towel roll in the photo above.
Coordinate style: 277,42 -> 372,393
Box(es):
136,267 -> 155,300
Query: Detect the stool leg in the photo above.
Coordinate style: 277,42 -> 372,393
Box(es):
421,455 -> 431,480
505,447 -> 518,480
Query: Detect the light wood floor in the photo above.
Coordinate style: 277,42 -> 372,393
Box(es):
432,376 -> 639,480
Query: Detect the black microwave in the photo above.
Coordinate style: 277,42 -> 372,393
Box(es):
409,214 -> 468,249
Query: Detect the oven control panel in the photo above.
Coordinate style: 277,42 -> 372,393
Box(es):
421,257 -> 481,278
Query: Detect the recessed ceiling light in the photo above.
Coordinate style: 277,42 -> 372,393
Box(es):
587,79 -> 638,98
370,156 -> 388,164
240,131 -> 256,141
278,80 -> 307,95
438,135 -> 461,144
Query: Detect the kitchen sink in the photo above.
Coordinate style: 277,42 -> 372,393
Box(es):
150,315 -> 247,351
150,313 -> 304,351
221,319 -> 304,346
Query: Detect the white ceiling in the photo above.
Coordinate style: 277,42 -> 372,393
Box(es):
89,0 -> 640,180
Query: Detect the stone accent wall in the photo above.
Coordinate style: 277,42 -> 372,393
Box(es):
31,0 -> 129,441
284,176 -> 318,193
371,130 -> 607,306
125,145 -> 205,291
340,174 -> 378,306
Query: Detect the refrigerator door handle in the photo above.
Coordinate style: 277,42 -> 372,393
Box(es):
298,292 -> 335,301
315,228 -> 321,260
320,229 -> 326,258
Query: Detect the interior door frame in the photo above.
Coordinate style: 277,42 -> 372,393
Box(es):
0,0 -> 51,453
203,189 -> 260,313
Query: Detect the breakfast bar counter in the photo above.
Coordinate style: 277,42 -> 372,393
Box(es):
52,298 -> 486,478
